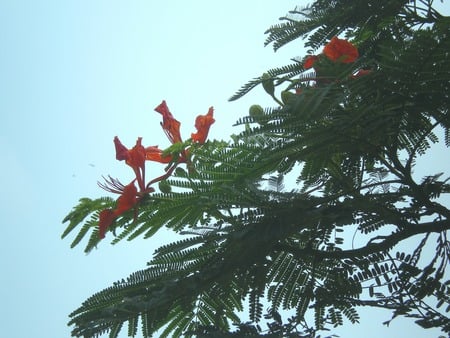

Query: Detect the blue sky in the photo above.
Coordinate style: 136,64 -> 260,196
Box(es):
0,1 -> 447,338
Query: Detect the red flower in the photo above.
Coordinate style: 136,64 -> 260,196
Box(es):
114,136 -> 129,161
323,36 -> 359,63
154,100 -> 182,144
304,55 -> 319,69
114,137 -> 147,191
114,182 -> 139,215
145,145 -> 173,163
191,107 -> 215,144
97,179 -> 141,239
97,100 -> 215,239
97,178 -> 155,238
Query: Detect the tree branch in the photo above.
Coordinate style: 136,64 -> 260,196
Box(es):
276,219 -> 450,260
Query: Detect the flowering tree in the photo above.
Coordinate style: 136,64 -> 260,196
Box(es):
63,1 -> 450,337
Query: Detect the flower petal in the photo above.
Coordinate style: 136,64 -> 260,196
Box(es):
191,107 -> 215,144
323,36 -> 359,63
126,138 -> 146,169
114,136 -> 129,161
114,182 -> 138,216
145,146 -> 173,163
304,55 -> 318,69
155,100 -> 182,144
114,137 -> 147,190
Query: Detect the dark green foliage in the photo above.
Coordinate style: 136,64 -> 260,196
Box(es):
63,1 -> 450,337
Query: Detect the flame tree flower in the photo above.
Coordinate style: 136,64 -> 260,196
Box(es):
323,36 -> 359,63
191,107 -> 215,144
114,137 -> 147,191
154,100 -> 182,144
97,178 -> 154,239
304,55 -> 319,69
145,145 -> 173,163
303,36 -> 359,69
96,100 -> 215,239
97,136 -> 158,239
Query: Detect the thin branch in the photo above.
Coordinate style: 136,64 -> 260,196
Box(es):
276,219 -> 450,260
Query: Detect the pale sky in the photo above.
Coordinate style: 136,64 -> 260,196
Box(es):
0,1 -> 446,337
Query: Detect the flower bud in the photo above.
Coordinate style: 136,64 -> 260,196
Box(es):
249,104 -> 264,118
261,73 -> 275,95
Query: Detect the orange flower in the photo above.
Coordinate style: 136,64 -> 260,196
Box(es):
154,100 -> 182,144
191,107 -> 215,144
97,180 -> 141,239
114,137 -> 147,191
114,182 -> 139,215
97,100 -> 215,239
145,145 -> 173,163
304,55 -> 319,69
323,36 -> 359,63
114,136 -> 129,161
98,177 -> 155,238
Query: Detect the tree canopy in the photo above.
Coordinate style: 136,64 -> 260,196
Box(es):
62,1 -> 450,337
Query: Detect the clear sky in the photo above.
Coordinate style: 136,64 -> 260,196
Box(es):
0,1 -> 446,338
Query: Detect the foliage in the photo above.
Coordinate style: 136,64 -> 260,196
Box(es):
63,1 -> 450,337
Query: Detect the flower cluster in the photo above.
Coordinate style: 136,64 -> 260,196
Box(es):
97,101 -> 215,239
265,36 -> 371,108
290,36 -> 371,94
304,36 -> 359,70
